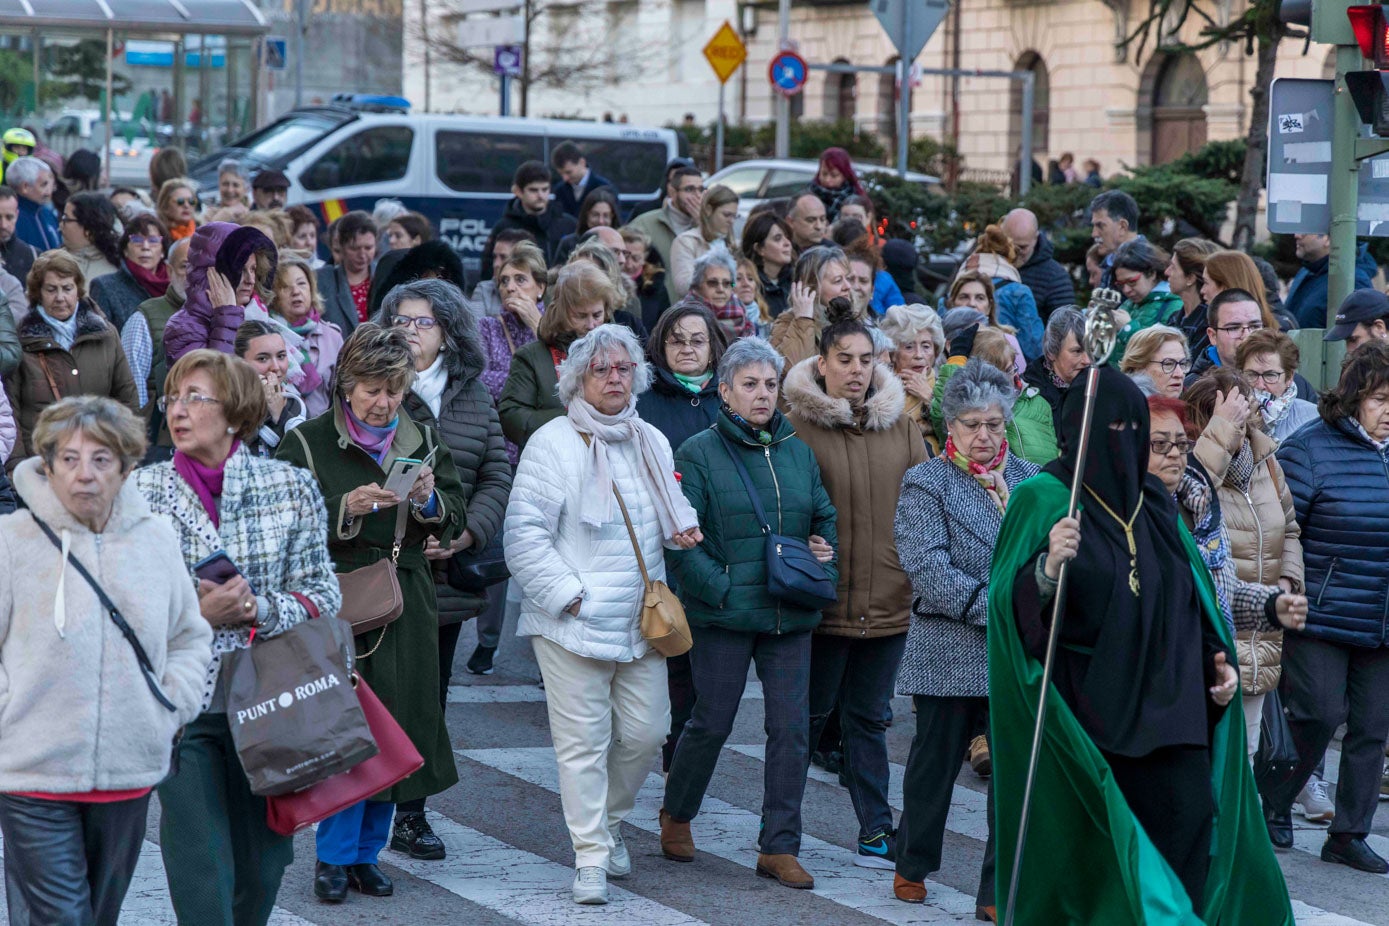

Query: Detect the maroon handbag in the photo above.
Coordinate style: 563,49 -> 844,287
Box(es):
264,676 -> 423,835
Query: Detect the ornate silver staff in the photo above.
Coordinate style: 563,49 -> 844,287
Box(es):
1002,287 -> 1122,926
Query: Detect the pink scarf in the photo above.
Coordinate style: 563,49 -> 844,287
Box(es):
343,400 -> 398,465
173,441 -> 241,527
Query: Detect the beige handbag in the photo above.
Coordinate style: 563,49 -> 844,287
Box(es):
611,482 -> 693,658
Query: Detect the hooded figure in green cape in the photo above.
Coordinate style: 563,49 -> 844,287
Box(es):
986,366 -> 1292,925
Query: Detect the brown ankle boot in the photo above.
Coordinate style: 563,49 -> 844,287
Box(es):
756,853 -> 814,889
894,872 -> 926,903
659,809 -> 694,862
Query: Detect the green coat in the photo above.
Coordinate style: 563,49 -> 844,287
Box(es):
1114,288 -> 1185,358
498,338 -> 563,451
277,404 -> 466,804
986,473 -> 1292,926
930,361 -> 1058,465
666,410 -> 838,635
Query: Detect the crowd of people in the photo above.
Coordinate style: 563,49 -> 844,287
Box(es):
0,132 -> 1383,925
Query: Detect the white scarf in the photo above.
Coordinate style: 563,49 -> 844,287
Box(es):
411,352 -> 448,419
568,396 -> 698,538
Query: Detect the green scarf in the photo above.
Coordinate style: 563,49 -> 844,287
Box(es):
986,472 -> 1292,925
672,370 -> 713,393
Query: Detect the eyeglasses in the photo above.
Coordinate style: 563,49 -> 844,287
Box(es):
391,315 -> 438,330
588,361 -> 638,380
1149,357 -> 1193,374
1216,322 -> 1262,336
172,197 -> 198,207
157,392 -> 222,412
667,335 -> 710,350
1150,438 -> 1195,455
676,185 -> 705,195
1243,369 -> 1286,386
703,278 -> 733,290
128,235 -> 161,245
955,417 -> 1006,435
58,214 -> 77,224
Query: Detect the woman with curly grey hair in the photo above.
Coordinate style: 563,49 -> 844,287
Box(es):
505,323 -> 702,906
880,303 -> 946,450
891,358 -> 1038,917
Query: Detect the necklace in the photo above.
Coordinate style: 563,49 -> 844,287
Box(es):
1083,487 -> 1144,596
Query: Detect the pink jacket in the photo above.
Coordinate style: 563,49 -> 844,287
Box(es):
163,223 -> 277,364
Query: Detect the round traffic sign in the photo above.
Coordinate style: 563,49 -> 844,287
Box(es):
768,50 -> 808,97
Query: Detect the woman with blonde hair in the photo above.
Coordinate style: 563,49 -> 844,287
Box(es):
948,271 -> 1026,376
156,177 -> 200,241
879,303 -> 945,448
961,225 -> 1043,359
1120,324 -> 1190,398
670,184 -> 739,297
769,245 -> 853,365
270,254 -> 343,417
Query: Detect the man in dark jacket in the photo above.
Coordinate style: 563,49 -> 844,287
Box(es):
479,161 -> 576,280
6,157 -> 59,252
1002,208 -> 1075,321
1186,289 -> 1317,400
551,141 -> 613,218
316,210 -> 377,334
1284,233 -> 1377,329
0,186 -> 36,285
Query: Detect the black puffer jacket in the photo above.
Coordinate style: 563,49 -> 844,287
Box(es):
636,368 -> 719,454
1016,233 -> 1075,322
402,356 -> 513,624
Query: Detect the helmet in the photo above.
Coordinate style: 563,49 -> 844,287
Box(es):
2,127 -> 35,166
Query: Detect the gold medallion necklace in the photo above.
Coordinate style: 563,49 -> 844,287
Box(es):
1083,487 -> 1144,596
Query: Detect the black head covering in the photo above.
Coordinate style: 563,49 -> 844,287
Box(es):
1039,365 -> 1212,757
368,241 -> 467,317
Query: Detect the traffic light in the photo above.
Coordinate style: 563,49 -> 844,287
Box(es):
1346,4 -> 1389,133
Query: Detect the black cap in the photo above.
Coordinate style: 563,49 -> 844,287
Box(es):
252,169 -> 290,190
1324,289 -> 1389,341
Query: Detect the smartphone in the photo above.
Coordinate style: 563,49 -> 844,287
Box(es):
382,457 -> 422,500
193,550 -> 243,586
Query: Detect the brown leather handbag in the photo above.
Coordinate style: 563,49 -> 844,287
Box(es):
611,483 -> 693,658
335,501 -> 408,635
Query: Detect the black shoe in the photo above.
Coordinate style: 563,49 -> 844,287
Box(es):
466,644 -> 496,675
1265,809 -> 1293,849
347,863 -> 395,896
314,862 -> 348,903
1321,836 -> 1389,874
391,810 -> 446,860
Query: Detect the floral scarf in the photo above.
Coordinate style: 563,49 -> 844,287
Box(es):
1255,387 -> 1296,436
945,434 -> 1010,513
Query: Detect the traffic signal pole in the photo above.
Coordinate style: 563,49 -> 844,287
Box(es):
1330,43 -> 1365,320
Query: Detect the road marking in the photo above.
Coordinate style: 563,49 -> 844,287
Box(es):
386,811 -> 708,924
448,679 -> 765,703
1290,900 -> 1383,925
0,834 -> 313,925
459,745 -> 979,923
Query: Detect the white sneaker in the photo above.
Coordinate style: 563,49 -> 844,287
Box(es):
607,834 -> 632,879
572,866 -> 608,905
1296,776 -> 1335,823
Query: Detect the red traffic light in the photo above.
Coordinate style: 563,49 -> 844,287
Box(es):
1349,4 -> 1389,67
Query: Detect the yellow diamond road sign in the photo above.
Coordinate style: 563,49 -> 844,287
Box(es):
703,21 -> 747,84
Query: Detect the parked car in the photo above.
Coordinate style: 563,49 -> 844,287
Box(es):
705,157 -> 942,237
45,108 -> 159,186
189,94 -> 679,280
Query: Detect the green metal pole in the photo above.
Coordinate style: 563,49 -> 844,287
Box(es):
1328,43 -> 1363,323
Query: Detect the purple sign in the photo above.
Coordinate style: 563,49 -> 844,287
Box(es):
494,45 -> 523,77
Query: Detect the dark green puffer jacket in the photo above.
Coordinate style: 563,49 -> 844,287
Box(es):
667,408 -> 839,634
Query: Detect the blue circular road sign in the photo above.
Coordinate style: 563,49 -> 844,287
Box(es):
768,51 -> 808,97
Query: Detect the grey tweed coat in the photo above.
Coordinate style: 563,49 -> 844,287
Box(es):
895,453 -> 1040,698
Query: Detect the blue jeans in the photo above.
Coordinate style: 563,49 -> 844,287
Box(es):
807,632 -> 907,841
315,800 -> 395,866
664,625 -> 812,856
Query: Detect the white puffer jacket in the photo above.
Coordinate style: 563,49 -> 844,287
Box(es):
506,416 -> 673,663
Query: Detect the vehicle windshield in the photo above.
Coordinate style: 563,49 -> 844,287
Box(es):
225,112 -> 347,166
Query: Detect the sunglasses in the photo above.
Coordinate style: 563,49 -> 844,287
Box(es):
173,197 -> 199,207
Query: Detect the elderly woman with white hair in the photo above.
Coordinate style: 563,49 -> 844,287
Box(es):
891,359 -> 1039,918
670,242 -> 750,338
880,303 -> 946,452
504,323 -> 703,906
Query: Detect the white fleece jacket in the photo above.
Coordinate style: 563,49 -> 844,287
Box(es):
0,457 -> 212,793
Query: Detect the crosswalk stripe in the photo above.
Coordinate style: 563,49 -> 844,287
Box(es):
459,745 -> 980,923
389,811 -> 709,924
0,834 -> 314,925
1290,900 -> 1383,925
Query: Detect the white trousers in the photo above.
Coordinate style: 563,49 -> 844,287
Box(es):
1242,692 -> 1266,761
532,636 -> 670,868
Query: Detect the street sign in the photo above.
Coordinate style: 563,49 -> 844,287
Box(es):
871,0 -> 950,63
494,45 -> 523,77
457,15 -> 523,48
264,36 -> 287,71
769,50 -> 809,97
703,21 -> 746,84
1267,77 -> 1389,236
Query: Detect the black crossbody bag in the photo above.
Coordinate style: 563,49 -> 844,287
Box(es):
32,515 -> 177,713
716,433 -> 838,612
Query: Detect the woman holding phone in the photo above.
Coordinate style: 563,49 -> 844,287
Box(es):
277,323 -> 468,905
134,350 -> 341,926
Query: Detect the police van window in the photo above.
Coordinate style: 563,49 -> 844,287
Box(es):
301,125 -> 414,191
557,139 -> 667,194
436,131 -> 546,193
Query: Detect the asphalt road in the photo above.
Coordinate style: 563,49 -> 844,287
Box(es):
5,614 -> 1386,925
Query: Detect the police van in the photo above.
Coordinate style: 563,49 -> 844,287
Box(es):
189,95 -> 681,275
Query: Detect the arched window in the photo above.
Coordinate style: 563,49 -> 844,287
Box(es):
1151,53 -> 1208,164
878,55 -> 900,144
824,58 -> 856,123
1009,51 -> 1050,158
